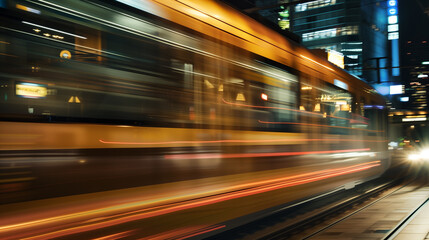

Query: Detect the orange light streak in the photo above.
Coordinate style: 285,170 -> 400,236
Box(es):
138,225 -> 223,240
15,161 -> 380,240
175,224 -> 226,240
92,230 -> 135,240
164,148 -> 371,160
99,138 -> 385,145
300,54 -> 335,71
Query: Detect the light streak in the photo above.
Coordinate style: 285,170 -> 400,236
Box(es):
92,230 -> 135,240
12,161 -> 380,239
1,161 -> 379,239
300,54 -> 334,71
164,148 -> 371,160
138,225 -> 224,240
175,224 -> 226,240
22,21 -> 87,39
99,138 -> 385,145
258,120 -> 382,132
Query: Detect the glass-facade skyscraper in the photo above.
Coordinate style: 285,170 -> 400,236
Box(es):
252,0 -> 392,84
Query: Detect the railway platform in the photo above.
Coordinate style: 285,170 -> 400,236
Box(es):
297,180 -> 429,240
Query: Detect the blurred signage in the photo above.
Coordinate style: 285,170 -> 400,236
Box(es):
389,84 -> 404,95
388,32 -> 399,40
278,6 -> 290,30
16,83 -> 47,98
388,24 -> 398,32
388,8 -> 397,15
388,16 -> 398,24
327,50 -> 344,69
387,0 -> 399,41
373,84 -> 390,95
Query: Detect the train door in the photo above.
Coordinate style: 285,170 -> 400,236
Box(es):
299,74 -> 324,152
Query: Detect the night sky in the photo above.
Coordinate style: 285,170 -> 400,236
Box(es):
400,0 -> 429,41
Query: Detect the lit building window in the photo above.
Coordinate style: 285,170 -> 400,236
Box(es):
341,48 -> 362,52
346,55 -> 359,59
295,0 -> 336,12
302,26 -> 358,42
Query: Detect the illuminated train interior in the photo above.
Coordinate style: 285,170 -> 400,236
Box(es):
0,0 -> 389,239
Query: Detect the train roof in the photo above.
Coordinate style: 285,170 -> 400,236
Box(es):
116,0 -> 386,104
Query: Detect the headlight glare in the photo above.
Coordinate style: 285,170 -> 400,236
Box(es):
408,153 -> 421,162
420,149 -> 429,161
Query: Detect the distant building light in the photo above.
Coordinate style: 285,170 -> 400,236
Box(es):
422,61 -> 429,65
364,105 -> 385,109
295,0 -> 335,12
400,97 -> 409,102
388,15 -> 398,24
402,117 -> 427,122
418,74 -> 429,78
346,55 -> 359,59
341,48 -> 362,52
388,24 -> 399,32
341,42 -> 363,45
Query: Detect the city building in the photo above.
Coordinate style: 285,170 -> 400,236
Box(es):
222,0 -> 429,144
388,1 -> 429,144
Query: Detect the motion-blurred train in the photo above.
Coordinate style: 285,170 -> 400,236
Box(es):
0,0 -> 388,238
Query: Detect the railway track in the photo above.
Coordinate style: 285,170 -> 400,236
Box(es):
207,177 -> 403,239
207,161 -> 418,240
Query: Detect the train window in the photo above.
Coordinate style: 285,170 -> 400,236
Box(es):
220,77 -> 252,129
364,105 -> 387,137
253,60 -> 298,131
300,79 -> 353,134
320,83 -> 352,135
